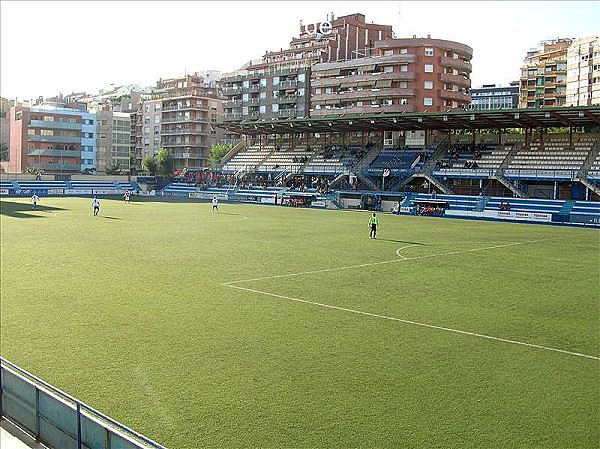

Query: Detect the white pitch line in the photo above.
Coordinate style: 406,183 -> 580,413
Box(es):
223,238 -> 553,285
225,284 -> 600,361
395,245 -> 413,259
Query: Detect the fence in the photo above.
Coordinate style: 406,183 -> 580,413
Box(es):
0,357 -> 166,449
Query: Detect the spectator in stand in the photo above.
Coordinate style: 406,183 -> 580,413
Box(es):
505,202 -> 511,211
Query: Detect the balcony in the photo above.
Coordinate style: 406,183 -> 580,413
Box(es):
438,89 -> 470,102
312,87 -> 415,103
439,56 -> 472,71
28,135 -> 80,144
27,149 -> 80,158
280,80 -> 298,88
224,87 -> 243,94
249,84 -> 261,91
310,104 -> 414,116
439,73 -> 471,87
224,99 -> 242,107
311,71 -> 413,87
162,128 -> 193,135
29,120 -> 81,130
27,162 -> 81,172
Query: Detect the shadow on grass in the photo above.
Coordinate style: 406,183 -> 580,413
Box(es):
0,201 -> 67,219
102,216 -> 122,220
376,238 -> 427,245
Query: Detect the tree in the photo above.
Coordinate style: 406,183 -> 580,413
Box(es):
0,142 -> 8,161
208,144 -> 233,169
129,151 -> 137,175
141,154 -> 158,175
155,148 -> 174,177
106,161 -> 122,175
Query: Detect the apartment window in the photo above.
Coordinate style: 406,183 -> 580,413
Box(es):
259,105 -> 266,113
315,88 -> 321,94
384,66 -> 393,73
424,81 -> 433,89
400,48 -> 408,54
28,128 -> 35,135
298,74 -> 305,82
399,81 -> 408,89
272,104 -> 279,112
424,64 -> 434,73
154,126 -> 160,134
41,129 -> 54,136
400,98 -> 408,105
243,80 -> 249,88
425,48 -> 434,56
154,115 -> 160,124
400,65 -> 408,72
260,91 -> 267,99
424,98 -> 433,106
384,50 -> 393,56
383,99 -> 393,106
154,137 -> 160,145
155,103 -> 161,110
272,76 -> 279,86
260,78 -> 267,87
144,105 -> 150,112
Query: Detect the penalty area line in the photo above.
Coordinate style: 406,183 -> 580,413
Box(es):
224,284 -> 599,361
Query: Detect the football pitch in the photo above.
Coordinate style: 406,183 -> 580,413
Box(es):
1,196 -> 598,448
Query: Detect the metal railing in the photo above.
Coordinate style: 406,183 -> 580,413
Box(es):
0,357 -> 166,449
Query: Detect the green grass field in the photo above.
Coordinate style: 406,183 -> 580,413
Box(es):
1,196 -> 599,448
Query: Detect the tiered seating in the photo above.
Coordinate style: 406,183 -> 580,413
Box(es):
570,201 -> 600,216
256,147 -> 317,173
116,182 -> 138,191
222,145 -> 274,173
587,153 -> 600,180
366,150 -> 421,174
434,145 -> 510,177
70,181 -> 118,189
485,197 -> 565,214
0,181 -> 14,191
161,183 -> 200,195
17,180 -> 68,190
505,144 -> 591,178
303,149 -> 349,175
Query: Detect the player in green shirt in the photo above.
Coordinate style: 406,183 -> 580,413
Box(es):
368,212 -> 379,239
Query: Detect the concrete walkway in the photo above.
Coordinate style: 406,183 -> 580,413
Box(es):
1,419 -> 47,449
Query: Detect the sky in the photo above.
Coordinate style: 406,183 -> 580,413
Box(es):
1,0 -> 599,100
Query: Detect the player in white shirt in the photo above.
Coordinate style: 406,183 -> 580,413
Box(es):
211,195 -> 219,214
31,194 -> 39,210
92,196 -> 100,216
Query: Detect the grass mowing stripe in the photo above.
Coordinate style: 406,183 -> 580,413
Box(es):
225,283 -> 600,361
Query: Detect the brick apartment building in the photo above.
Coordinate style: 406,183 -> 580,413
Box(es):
310,37 -> 473,116
8,103 -> 86,174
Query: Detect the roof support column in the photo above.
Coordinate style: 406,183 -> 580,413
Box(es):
569,126 -> 573,146
540,127 -> 545,148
